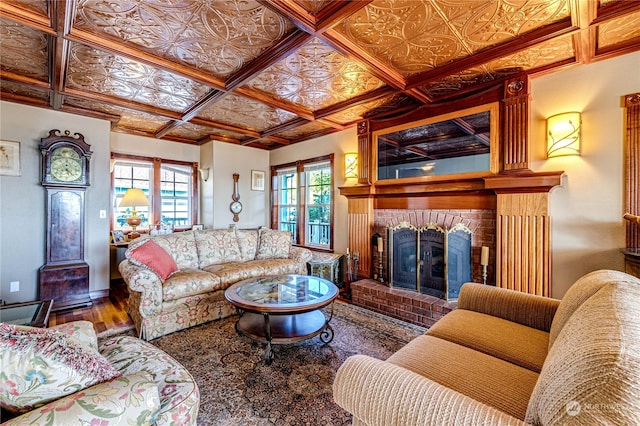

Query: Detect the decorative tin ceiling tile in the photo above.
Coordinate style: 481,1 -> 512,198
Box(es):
323,94 -> 412,124
0,19 -> 48,80
197,93 -> 298,132
0,80 -> 49,101
74,0 -> 296,79
66,43 -> 210,112
272,120 -> 334,139
166,122 -> 252,143
598,11 -> 640,49
246,38 -> 386,111
418,34 -> 575,98
116,110 -> 172,133
335,0 -> 571,76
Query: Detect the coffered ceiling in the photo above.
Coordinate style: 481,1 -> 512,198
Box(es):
1,0 -> 639,150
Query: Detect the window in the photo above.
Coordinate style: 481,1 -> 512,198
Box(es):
111,154 -> 197,232
271,154 -> 334,250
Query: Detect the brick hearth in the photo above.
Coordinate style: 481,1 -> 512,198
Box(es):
351,279 -> 457,329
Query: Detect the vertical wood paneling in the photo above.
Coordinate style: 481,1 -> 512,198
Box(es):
357,120 -> 370,184
625,93 -> 640,249
496,193 -> 551,296
348,197 -> 374,279
502,76 -> 530,171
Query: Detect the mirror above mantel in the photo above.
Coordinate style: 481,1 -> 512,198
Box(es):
375,102 -> 499,181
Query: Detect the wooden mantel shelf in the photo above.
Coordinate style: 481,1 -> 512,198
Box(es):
339,171 -> 564,199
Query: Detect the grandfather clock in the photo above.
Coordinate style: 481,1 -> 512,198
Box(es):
39,129 -> 92,311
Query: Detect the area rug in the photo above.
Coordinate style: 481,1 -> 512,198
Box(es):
150,301 -> 426,425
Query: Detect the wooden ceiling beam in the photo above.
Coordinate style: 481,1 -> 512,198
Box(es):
233,86 -> 315,121
188,117 -> 262,139
0,1 -> 55,35
62,87 -> 182,120
314,86 -> 397,120
261,0 -> 371,34
570,0 -> 598,64
49,0 -> 74,110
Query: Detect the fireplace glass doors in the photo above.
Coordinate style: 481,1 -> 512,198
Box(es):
388,222 -> 472,300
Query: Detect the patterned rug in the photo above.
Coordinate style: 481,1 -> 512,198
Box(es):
149,301 -> 426,425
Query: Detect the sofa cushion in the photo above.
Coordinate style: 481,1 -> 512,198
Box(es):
49,320 -> 99,351
0,323 -> 121,414
141,231 -> 199,270
427,309 -> 549,373
236,228 -> 259,261
525,278 -> 640,425
2,371 -> 161,426
162,269 -> 222,301
194,228 -> 242,268
100,335 -> 200,426
255,228 -> 292,260
128,239 -> 178,281
203,262 -> 265,287
548,269 -> 630,349
387,335 -> 539,420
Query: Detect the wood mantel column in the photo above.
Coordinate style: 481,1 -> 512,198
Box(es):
502,76 -> 531,172
485,173 -> 563,297
624,92 -> 640,249
356,120 -> 371,184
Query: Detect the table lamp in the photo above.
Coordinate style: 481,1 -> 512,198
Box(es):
119,188 -> 150,239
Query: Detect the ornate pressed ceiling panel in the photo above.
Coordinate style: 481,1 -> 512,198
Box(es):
0,0 -> 639,149
73,0 -> 296,79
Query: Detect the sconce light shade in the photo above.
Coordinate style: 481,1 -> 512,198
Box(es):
199,167 -> 210,182
345,152 -> 358,178
547,112 -> 581,158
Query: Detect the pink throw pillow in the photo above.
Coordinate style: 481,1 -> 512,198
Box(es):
128,239 -> 178,280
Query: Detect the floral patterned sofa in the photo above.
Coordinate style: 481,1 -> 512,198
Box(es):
120,227 -> 312,340
1,320 -> 198,425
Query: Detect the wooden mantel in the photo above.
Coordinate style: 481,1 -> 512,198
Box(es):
340,76 -> 563,297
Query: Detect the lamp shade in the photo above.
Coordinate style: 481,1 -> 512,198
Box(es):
119,188 -> 150,208
345,152 -> 358,178
547,112 -> 581,158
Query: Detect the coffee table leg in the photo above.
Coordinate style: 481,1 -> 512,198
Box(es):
262,313 -> 274,364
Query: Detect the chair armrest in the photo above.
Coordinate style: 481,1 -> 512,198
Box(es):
290,247 -> 313,270
119,260 -> 164,317
3,372 -> 160,426
333,355 -> 526,426
457,283 -> 560,332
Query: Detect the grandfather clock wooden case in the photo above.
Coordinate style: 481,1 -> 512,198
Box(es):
39,130 -> 92,311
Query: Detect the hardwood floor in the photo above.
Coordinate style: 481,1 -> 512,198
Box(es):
49,281 -> 133,334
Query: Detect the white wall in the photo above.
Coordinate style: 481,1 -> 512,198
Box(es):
0,102 -> 111,303
208,141 -> 270,229
270,127 -> 358,254
530,51 -> 640,297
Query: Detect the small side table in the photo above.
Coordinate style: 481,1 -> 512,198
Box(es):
0,300 -> 53,328
307,252 -> 345,289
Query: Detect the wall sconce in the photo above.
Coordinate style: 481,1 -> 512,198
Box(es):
345,152 -> 358,178
199,167 -> 210,182
547,112 -> 582,158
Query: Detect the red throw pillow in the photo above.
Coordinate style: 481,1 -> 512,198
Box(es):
129,239 -> 178,280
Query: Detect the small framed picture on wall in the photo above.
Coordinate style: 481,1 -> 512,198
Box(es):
251,170 -> 265,191
0,140 -> 21,176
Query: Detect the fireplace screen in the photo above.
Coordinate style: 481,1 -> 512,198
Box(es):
388,222 -> 471,300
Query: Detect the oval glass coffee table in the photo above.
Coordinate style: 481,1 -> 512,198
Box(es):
224,274 -> 339,363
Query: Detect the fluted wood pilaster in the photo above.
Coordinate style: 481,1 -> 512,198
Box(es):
502,76 -> 530,172
624,92 -> 640,249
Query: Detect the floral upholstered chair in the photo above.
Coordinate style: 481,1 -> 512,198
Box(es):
1,320 -> 199,425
